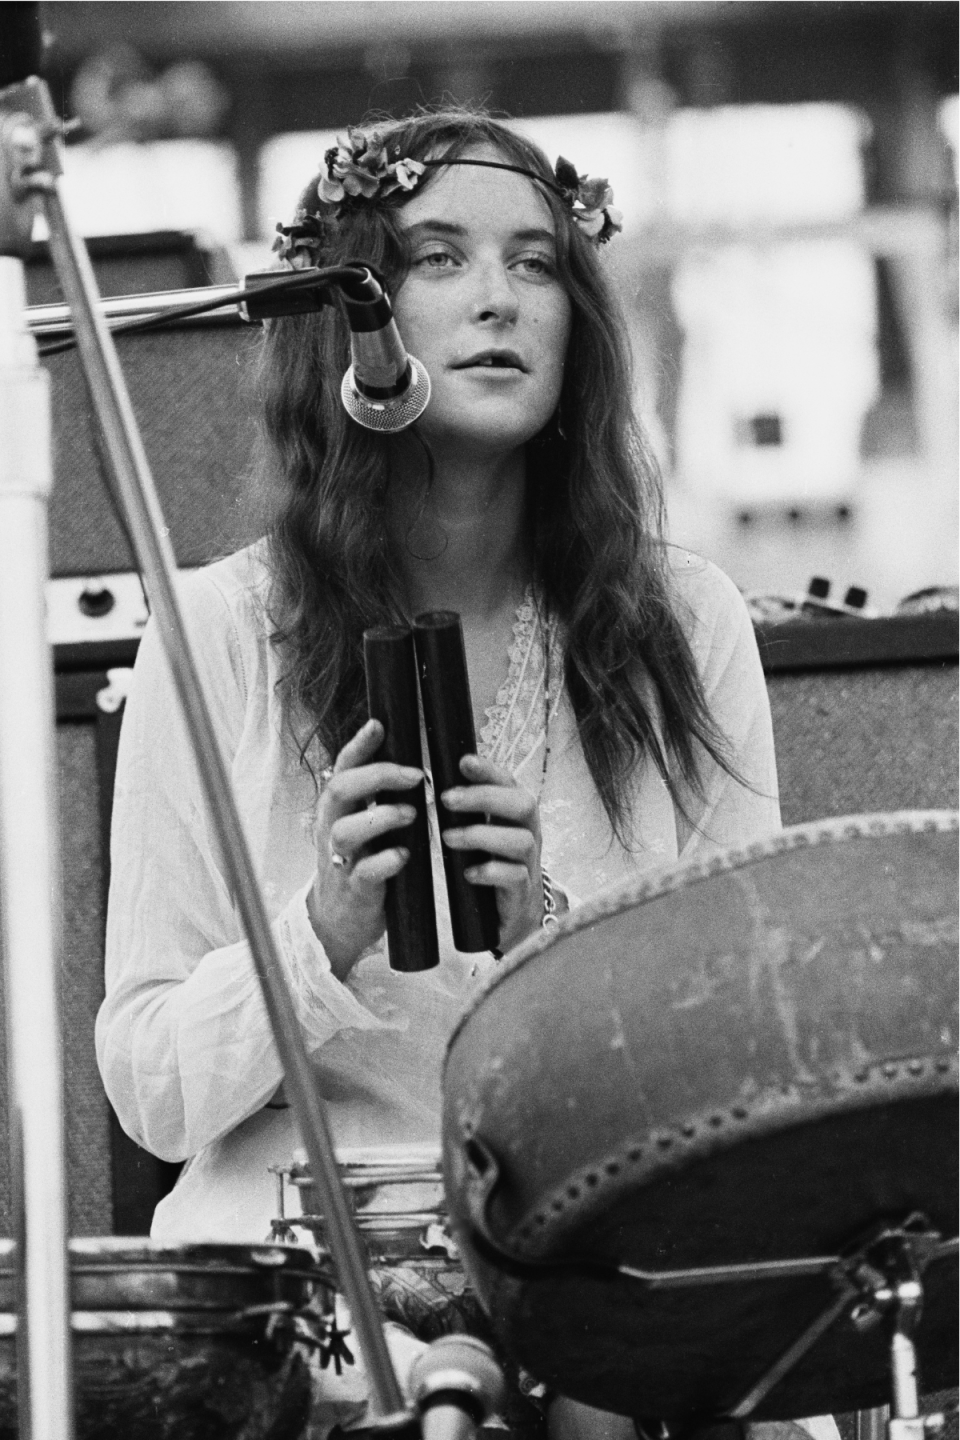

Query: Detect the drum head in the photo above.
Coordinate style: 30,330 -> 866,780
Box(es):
442,813 -> 959,1421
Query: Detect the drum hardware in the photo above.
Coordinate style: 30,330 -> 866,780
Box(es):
268,1156 -> 461,1259
631,1218 -> 957,1440
725,1215 -> 955,1430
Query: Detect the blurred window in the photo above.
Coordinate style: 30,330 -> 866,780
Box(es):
664,103 -> 878,507
59,140 -> 242,243
664,103 -> 869,225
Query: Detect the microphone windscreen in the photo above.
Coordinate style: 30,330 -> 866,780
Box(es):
0,3 -> 44,88
341,356 -> 431,433
410,1334 -> 505,1418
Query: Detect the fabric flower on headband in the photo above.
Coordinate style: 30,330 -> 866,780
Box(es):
552,156 -> 623,245
320,126 -> 425,204
272,215 -> 323,268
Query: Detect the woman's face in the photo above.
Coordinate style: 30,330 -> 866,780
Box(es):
391,147 -> 572,459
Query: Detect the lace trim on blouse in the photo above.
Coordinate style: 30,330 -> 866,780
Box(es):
478,588 -> 564,779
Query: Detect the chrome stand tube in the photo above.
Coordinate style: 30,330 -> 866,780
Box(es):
0,251 -> 74,1440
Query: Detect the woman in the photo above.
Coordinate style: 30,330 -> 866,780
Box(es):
97,107 -> 783,1430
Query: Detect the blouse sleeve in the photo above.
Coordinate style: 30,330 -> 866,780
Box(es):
95,571 -> 391,1164
672,554 -> 782,858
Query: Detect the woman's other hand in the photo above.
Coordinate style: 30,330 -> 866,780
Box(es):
441,753 -> 544,954
307,719 -> 422,980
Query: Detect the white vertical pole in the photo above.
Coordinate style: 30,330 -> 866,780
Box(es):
0,254 -> 74,1440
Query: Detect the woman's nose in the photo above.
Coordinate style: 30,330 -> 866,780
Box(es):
471,261 -> 520,324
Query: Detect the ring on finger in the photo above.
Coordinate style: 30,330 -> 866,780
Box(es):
320,766 -> 335,789
330,845 -> 351,871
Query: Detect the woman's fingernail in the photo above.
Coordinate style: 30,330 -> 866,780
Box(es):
464,867 -> 479,882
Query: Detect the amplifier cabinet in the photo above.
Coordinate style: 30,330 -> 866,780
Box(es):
760,611 -> 959,824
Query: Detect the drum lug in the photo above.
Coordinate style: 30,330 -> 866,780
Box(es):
461,1132 -> 505,1251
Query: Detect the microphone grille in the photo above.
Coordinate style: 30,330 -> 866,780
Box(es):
410,1334 -> 505,1418
341,357 -> 431,434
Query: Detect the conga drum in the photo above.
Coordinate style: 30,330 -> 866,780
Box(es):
442,813 -> 959,1427
0,1239 -> 331,1440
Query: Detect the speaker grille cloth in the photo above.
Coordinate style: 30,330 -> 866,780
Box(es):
0,723 -> 112,1236
769,662 -> 959,826
44,323 -> 264,577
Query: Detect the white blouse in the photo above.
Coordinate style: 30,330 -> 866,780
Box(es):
96,541 -> 781,1243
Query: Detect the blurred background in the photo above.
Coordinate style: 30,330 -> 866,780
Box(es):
30,0 -> 960,611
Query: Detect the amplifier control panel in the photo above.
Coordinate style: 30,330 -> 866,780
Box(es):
47,569 -> 197,647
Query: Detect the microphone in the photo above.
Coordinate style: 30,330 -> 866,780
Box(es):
410,1335 -> 506,1440
339,266 -> 431,433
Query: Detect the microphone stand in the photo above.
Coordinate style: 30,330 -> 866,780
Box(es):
0,74 -> 409,1435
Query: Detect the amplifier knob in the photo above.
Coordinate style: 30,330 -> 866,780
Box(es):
77,584 -> 115,618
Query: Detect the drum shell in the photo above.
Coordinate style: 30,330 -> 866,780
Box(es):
442,813 -> 959,1420
0,1238 -> 328,1440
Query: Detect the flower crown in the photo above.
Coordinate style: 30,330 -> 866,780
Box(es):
273,126 -> 623,266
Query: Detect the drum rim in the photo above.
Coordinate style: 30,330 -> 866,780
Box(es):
444,808 -> 959,1064
0,1237 -> 323,1283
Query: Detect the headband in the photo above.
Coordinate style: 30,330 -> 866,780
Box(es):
273,125 -> 623,266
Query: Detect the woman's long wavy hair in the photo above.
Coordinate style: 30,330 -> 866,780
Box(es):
259,106 -> 736,847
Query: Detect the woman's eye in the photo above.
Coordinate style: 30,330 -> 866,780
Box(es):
514,254 -> 555,277
416,249 -> 457,270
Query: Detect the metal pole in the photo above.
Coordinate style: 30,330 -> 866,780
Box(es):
856,1411 -> 890,1440
0,251 -> 74,1440
17,77 -> 406,1423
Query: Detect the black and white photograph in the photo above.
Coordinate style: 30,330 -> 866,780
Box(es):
0,4 -> 956,1439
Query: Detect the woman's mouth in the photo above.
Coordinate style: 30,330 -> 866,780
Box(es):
453,350 -> 527,372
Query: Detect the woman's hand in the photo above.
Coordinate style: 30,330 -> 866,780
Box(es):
441,752 -> 544,954
307,719 -> 422,981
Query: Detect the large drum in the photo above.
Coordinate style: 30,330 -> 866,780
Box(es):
442,812 -> 959,1425
0,1239 -> 331,1440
